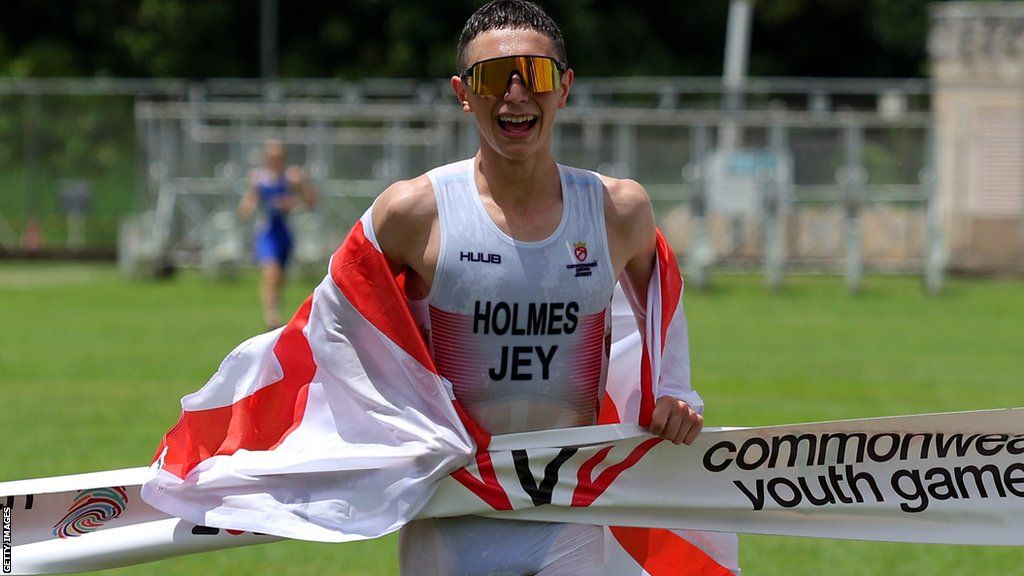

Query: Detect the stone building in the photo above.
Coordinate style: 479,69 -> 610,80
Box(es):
930,2 -> 1024,272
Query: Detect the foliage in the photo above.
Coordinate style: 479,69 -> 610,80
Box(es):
0,93 -> 137,244
0,0 -> 933,79
750,0 -> 928,76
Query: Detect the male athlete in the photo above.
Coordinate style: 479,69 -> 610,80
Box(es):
371,1 -> 703,574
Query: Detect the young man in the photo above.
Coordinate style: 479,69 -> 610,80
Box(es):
237,140 -> 318,329
371,1 -> 704,573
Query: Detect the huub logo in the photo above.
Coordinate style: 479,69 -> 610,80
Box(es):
460,251 -> 502,264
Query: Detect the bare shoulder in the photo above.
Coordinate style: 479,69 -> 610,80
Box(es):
373,173 -> 436,227
598,174 -> 655,243
371,173 -> 437,264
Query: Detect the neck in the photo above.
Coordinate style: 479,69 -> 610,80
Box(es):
475,147 -> 560,207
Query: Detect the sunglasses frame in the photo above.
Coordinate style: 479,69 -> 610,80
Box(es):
460,54 -> 569,97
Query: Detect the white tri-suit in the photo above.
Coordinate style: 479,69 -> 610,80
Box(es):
398,159 -> 696,575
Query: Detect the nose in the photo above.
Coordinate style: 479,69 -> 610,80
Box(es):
503,73 -> 530,102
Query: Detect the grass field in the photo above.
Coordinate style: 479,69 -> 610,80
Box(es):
1,262 -> 1022,575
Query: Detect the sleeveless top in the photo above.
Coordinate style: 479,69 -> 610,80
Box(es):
253,168 -> 290,234
411,159 -> 617,435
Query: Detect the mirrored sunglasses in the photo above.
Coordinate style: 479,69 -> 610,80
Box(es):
461,55 -> 567,97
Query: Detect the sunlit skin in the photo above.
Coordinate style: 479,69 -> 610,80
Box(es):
373,28 -> 702,445
450,29 -> 573,247
456,30 -> 571,167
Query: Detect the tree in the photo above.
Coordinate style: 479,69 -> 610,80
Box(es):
0,1 -> 934,79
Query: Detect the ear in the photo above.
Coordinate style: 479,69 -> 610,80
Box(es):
557,68 -> 574,109
451,75 -> 473,113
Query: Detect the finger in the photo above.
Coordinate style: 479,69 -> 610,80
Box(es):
649,411 -> 666,436
681,413 -> 704,445
669,414 -> 691,445
664,406 -> 698,445
650,401 -> 670,436
660,411 -> 684,443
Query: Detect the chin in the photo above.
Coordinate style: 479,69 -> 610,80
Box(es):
488,135 -> 552,161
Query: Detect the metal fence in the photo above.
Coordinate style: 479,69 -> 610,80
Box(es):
0,77 -> 939,288
133,97 -> 938,288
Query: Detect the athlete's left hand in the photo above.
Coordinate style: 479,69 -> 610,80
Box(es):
649,396 -> 703,445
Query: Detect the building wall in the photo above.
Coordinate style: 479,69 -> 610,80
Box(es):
930,2 -> 1024,272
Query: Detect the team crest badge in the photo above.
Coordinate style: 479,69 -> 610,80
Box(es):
573,241 -> 588,262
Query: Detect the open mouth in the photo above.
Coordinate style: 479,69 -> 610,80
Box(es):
497,114 -> 539,134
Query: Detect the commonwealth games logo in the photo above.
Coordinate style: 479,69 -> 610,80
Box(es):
52,486 -> 129,539
573,241 -> 588,262
567,241 -> 598,278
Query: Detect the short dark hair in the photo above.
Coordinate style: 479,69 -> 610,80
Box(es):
457,0 -> 567,72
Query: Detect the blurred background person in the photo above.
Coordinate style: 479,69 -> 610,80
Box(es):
237,139 -> 318,329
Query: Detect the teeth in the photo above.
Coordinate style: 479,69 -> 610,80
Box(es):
499,115 -> 536,123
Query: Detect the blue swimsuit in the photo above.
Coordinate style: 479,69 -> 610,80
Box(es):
253,171 -> 293,266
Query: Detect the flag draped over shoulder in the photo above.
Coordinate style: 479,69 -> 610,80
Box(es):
141,208 -> 739,573
141,212 -> 476,542
599,239 -> 739,576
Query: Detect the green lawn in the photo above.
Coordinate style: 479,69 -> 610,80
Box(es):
1,263 -> 1022,575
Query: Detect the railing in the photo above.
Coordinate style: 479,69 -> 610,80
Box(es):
0,76 -> 941,289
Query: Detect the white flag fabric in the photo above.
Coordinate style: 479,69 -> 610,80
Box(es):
598,237 -> 738,575
138,208 -> 737,573
141,211 -> 477,542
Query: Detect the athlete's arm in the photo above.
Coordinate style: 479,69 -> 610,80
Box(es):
237,170 -> 260,220
602,176 -> 703,446
370,175 -> 439,300
286,165 -> 319,210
